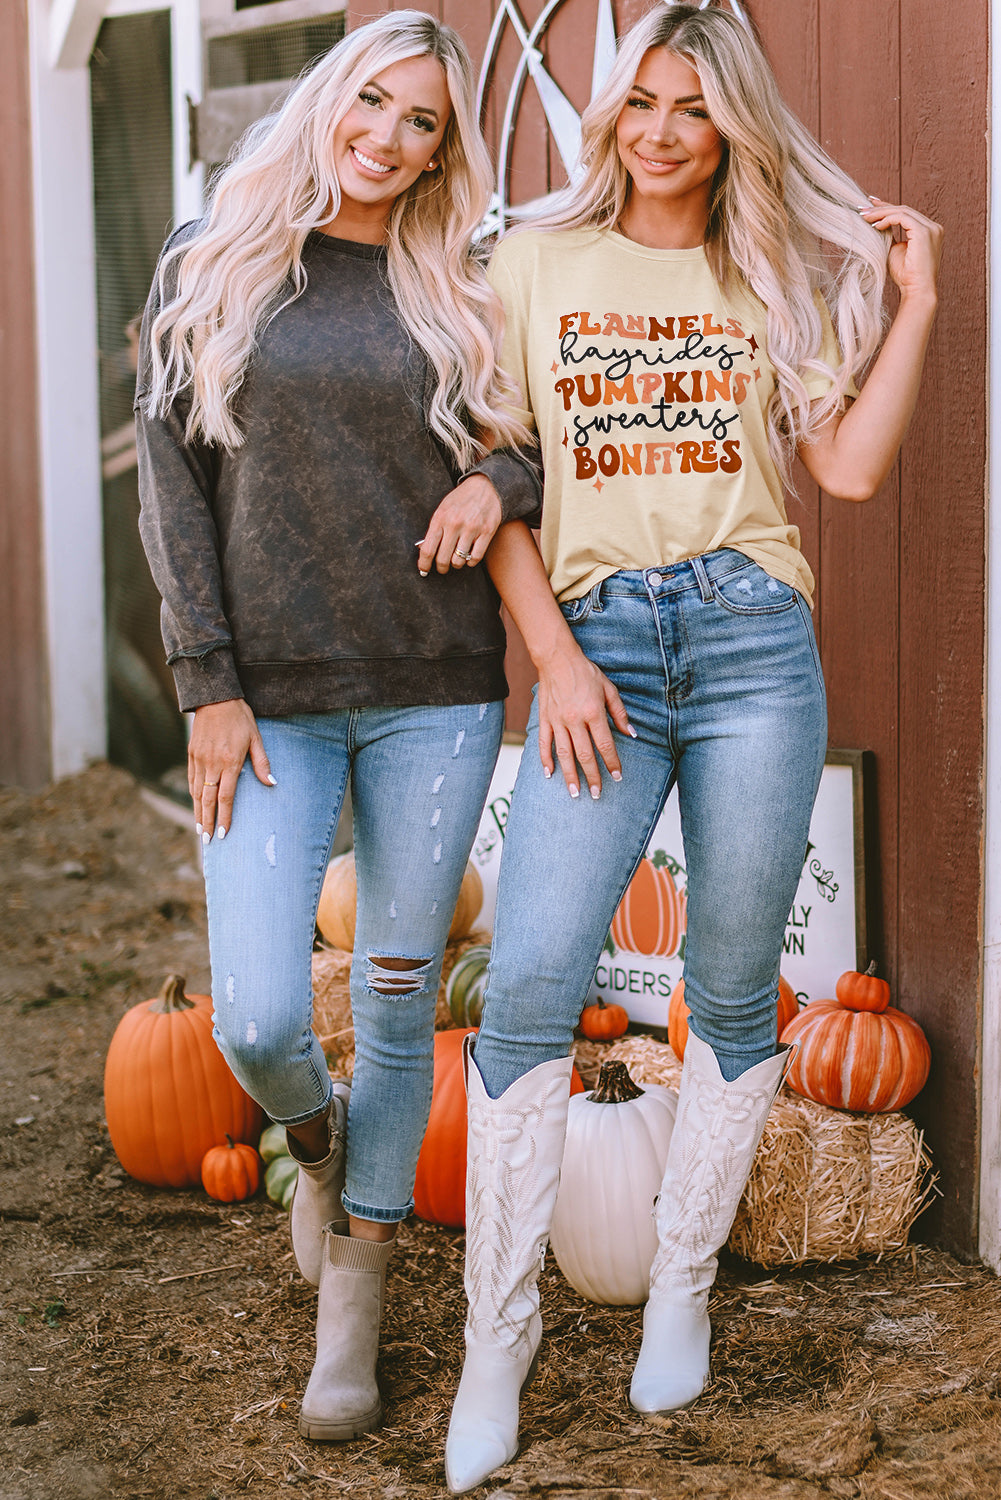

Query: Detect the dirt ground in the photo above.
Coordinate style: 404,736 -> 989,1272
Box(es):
3,763 -> 1001,1500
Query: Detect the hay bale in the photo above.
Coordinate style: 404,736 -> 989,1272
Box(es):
310,930 -> 491,1079
603,1032 -> 935,1266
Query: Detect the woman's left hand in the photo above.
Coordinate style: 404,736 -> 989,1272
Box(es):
417,474 -> 502,576
860,197 -> 943,302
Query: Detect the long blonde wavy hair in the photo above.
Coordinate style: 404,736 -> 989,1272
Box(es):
521,2 -> 889,477
144,10 -> 526,467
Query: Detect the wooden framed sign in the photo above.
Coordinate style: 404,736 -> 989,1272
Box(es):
469,744 -> 871,1029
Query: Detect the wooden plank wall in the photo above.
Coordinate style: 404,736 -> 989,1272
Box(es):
346,0 -> 987,1251
0,0 -> 50,789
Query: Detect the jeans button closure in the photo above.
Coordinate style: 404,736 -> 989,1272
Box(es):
648,571 -> 663,587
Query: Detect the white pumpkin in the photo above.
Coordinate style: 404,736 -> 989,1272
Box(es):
550,1061 -> 677,1306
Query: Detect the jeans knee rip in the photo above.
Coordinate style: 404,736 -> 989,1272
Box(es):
365,953 -> 433,997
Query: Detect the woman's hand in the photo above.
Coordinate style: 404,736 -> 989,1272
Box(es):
189,698 -> 274,841
537,648 -> 633,799
417,474 -> 502,576
860,197 -> 943,304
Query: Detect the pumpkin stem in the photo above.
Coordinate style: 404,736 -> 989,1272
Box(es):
587,1060 -> 645,1104
224,1133 -> 235,1149
149,974 -> 196,1014
865,959 -> 878,975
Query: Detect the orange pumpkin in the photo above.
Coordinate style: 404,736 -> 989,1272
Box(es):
316,853 -> 483,951
780,973 -> 931,1112
413,1029 -> 585,1227
201,1135 -> 261,1202
668,975 -> 799,1062
579,996 -> 629,1042
835,960 -> 891,1014
103,974 -> 263,1188
610,858 -> 686,958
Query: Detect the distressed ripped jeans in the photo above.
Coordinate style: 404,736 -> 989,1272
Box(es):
203,702 -> 503,1221
473,551 -> 828,1096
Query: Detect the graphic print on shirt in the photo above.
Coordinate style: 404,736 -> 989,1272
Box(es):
552,307 -> 761,491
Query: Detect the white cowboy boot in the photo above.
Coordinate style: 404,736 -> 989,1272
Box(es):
445,1036 -> 573,1495
287,1080 -> 351,1286
630,1032 -> 788,1414
299,1226 -> 394,1440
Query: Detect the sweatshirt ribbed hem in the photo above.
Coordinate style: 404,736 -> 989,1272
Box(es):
235,653 -> 508,717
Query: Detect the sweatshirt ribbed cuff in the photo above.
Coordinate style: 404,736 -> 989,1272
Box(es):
467,445 -> 542,527
170,645 -> 244,711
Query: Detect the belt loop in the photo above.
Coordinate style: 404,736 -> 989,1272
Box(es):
691,555 -> 713,603
589,579 -> 604,613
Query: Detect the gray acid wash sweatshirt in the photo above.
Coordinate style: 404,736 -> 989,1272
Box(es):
135,229 -> 542,715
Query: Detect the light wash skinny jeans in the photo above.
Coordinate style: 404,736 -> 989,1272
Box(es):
203,702 -> 503,1222
473,550 -> 827,1096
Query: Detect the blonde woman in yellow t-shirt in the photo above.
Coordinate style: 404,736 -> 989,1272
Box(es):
445,6 -> 942,1491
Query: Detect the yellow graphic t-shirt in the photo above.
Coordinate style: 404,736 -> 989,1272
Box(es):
488,227 -> 849,607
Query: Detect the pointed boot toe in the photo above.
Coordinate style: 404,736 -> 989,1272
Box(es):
629,1299 -> 710,1413
445,1431 -> 516,1496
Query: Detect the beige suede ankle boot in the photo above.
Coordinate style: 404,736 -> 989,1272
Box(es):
287,1080 -> 350,1286
298,1227 -> 394,1441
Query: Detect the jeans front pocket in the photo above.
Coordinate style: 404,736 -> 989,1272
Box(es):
560,580 -> 602,625
710,560 -> 798,616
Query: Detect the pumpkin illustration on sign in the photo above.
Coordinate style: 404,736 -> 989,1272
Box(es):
610,850 -> 687,958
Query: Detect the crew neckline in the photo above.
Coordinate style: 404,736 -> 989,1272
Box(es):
603,227 -> 707,262
306,231 -> 387,260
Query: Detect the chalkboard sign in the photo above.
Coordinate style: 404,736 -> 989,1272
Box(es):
469,744 -> 869,1029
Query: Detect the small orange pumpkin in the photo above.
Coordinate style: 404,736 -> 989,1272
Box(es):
104,975 -> 263,1188
835,960 -> 891,1014
579,996 -> 629,1042
413,1029 -> 585,1228
610,857 -> 686,958
201,1135 -> 261,1202
668,975 -> 799,1062
781,971 -> 931,1112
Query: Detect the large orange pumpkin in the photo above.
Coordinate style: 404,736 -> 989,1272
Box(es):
780,971 -> 931,1112
316,853 -> 483,951
610,857 -> 686,958
104,974 -> 262,1188
413,1029 -> 585,1228
668,976 -> 799,1062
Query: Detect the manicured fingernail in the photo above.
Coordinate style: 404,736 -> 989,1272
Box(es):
418,569 -> 429,578
216,826 -> 226,840
415,538 -> 426,546
196,823 -> 203,836
569,784 -> 580,799
590,785 -> 601,800
611,770 -> 622,782
857,204 -> 871,212
627,724 -> 638,738
267,774 -> 277,786
202,831 -> 210,846
543,766 -> 552,779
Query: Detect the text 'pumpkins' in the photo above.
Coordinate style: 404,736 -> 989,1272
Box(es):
316,852 -> 483,951
104,974 -> 262,1188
